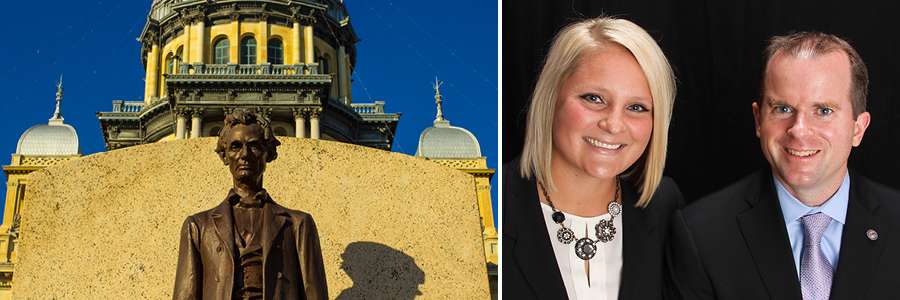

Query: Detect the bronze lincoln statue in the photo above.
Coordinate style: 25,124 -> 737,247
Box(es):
173,109 -> 327,300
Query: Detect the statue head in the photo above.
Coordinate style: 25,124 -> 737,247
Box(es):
215,109 -> 282,184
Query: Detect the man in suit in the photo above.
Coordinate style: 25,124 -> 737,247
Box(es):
173,109 -> 327,300
667,32 -> 900,300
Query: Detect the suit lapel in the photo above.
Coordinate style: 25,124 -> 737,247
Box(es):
830,174 -> 885,299
619,185 -> 654,299
211,200 -> 237,263
508,175 -> 569,300
261,200 -> 288,260
736,171 -> 803,300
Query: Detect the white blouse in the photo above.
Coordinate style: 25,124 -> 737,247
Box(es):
540,202 -> 623,300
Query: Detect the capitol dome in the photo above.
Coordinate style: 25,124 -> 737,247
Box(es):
415,83 -> 481,159
16,124 -> 81,156
415,120 -> 481,159
16,82 -> 82,156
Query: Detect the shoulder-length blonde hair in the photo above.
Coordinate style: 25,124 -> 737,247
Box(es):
519,17 -> 676,208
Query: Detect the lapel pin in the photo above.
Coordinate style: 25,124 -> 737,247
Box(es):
867,229 -> 878,241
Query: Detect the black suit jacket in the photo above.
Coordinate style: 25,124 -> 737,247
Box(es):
667,168 -> 900,300
503,157 -> 685,300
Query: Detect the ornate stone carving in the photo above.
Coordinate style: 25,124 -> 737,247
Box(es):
255,107 -> 273,120
292,107 -> 308,119
143,29 -> 159,45
306,107 -> 323,119
190,89 -> 202,101
175,107 -> 192,118
191,107 -> 205,119
229,3 -> 240,21
290,6 -> 316,24
178,10 -> 192,26
226,89 -> 236,101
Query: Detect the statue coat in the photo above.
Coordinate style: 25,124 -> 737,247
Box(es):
173,198 -> 328,300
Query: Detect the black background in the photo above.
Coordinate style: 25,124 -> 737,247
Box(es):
502,0 -> 900,203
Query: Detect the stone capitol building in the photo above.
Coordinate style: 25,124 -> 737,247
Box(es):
1,0 -> 497,299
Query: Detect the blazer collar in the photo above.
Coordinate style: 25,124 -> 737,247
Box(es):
506,169 -> 570,300
737,168 -> 803,300
619,182 -> 657,299
830,170 -> 885,298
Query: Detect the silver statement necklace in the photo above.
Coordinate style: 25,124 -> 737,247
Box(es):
540,177 -> 622,260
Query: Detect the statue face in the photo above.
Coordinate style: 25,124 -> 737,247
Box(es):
221,123 -> 269,183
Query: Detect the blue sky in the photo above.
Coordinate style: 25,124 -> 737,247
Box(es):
0,1 -> 499,224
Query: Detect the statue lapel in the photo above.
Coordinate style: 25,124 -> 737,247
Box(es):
211,200 -> 237,264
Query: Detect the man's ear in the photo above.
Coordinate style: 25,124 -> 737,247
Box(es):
219,151 -> 228,165
852,111 -> 871,147
752,102 -> 762,138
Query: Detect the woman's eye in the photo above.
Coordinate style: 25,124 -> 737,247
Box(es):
581,94 -> 603,103
628,104 -> 649,112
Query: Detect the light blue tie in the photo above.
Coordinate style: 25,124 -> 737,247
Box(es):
800,212 -> 833,300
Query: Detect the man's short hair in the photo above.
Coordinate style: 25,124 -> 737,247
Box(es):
215,108 -> 282,162
759,31 -> 868,117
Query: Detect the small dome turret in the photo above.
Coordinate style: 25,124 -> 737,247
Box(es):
415,79 -> 481,159
15,80 -> 81,156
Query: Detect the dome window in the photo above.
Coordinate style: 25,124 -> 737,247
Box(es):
214,38 -> 230,64
240,37 -> 257,65
268,39 -> 284,65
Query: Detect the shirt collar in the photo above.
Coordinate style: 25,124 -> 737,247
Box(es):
226,188 -> 269,208
776,171 -> 850,225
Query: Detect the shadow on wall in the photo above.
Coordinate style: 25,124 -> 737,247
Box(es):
336,241 -> 425,300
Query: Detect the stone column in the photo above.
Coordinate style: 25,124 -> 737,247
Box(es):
1,182 -> 20,233
230,13 -> 240,63
182,16 -> 192,63
144,36 -> 160,104
190,108 -> 204,138
338,45 -> 348,104
304,24 -> 314,70
309,107 -> 321,139
259,14 -> 269,63
292,20 -> 301,64
293,108 -> 307,138
196,18 -> 206,63
175,108 -> 187,140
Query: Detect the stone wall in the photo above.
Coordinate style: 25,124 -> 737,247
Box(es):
12,137 -> 489,299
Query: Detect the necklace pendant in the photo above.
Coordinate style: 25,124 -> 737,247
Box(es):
557,227 -> 575,244
608,201 -> 622,218
595,219 -> 617,243
574,238 -> 597,260
551,211 -> 565,224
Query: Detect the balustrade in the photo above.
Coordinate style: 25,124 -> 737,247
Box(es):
177,62 -> 319,76
112,100 -> 146,113
351,101 -> 386,114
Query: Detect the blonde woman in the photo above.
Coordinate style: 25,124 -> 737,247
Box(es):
503,17 -> 683,300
